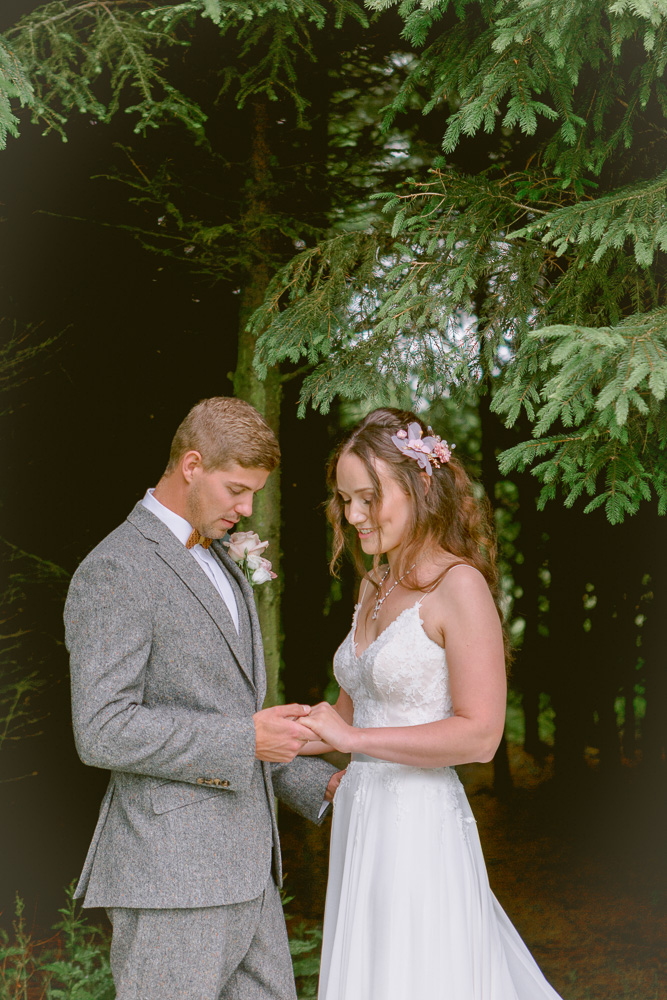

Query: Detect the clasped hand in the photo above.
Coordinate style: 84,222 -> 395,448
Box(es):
253,703 -> 318,762
300,702 -> 354,755
254,701 -> 354,762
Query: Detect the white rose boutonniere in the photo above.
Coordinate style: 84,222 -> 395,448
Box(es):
223,531 -> 277,588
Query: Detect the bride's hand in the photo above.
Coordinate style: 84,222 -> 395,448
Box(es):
301,702 -> 355,754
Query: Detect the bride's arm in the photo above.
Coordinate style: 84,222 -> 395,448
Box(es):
297,687 -> 354,756
300,568 -> 506,768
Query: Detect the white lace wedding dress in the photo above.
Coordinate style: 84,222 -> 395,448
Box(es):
318,597 -> 564,1000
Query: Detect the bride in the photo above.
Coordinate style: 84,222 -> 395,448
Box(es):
299,407 -> 565,1000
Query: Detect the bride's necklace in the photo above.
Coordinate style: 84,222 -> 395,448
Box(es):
372,563 -> 416,620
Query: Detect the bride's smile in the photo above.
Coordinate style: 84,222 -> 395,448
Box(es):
336,451 -> 415,563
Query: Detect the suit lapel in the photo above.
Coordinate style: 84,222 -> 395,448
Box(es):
127,503 -> 255,691
211,542 -> 267,708
211,554 -> 253,665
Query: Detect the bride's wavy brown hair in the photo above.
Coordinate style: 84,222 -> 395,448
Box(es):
327,407 -> 505,630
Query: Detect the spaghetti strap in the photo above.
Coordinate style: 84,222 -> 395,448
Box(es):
420,561 -> 475,600
443,562 -> 483,578
358,577 -> 372,606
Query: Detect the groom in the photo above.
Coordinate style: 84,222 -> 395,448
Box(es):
64,396 -> 339,1000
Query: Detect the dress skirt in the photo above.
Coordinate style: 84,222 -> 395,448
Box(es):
318,760 -> 564,1000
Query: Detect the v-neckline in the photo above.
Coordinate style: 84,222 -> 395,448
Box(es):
351,601 -> 424,661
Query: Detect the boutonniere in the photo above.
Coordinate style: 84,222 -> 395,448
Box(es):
223,531 -> 277,588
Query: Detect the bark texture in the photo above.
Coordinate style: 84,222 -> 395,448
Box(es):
234,100 -> 283,707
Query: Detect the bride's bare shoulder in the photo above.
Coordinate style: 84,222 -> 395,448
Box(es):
418,550 -> 474,584
420,556 -> 496,646
420,555 -> 490,605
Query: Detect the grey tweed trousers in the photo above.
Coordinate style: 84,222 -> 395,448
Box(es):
107,878 -> 296,1000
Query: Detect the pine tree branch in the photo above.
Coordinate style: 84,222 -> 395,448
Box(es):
492,308 -> 667,520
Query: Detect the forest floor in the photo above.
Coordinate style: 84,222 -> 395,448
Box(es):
281,744 -> 667,1000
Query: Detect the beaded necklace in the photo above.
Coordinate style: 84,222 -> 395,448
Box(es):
372,563 -> 417,621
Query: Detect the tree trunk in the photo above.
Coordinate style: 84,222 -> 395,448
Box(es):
234,99 -> 283,708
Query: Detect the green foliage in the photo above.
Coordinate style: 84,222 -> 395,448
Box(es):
0,884 -> 113,1000
0,895 -> 34,1000
151,0 -> 368,124
251,232 -> 456,415
250,166 -> 538,413
376,167 -> 547,344
370,0 -> 667,181
513,170 -> 667,268
1,0 -> 207,147
374,161 -> 662,330
253,171 -> 665,510
1,0 -> 368,147
0,38 -> 35,149
505,688 -> 556,746
250,0 -> 666,519
4,0 -> 665,519
253,159 -> 657,415
0,320 -> 65,411
288,921 -> 323,999
42,884 -> 114,1000
91,148 -> 247,277
491,309 -> 667,522
153,0 -> 367,30
0,540 -> 70,778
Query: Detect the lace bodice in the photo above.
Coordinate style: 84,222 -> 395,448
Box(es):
333,601 -> 453,731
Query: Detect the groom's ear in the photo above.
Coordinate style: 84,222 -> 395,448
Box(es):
182,450 -> 204,483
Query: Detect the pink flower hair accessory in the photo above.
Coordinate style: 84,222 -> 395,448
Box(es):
390,422 -> 454,476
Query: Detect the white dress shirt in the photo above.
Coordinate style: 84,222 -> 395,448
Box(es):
142,488 -> 240,634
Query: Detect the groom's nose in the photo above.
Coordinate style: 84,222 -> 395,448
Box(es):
235,496 -> 254,518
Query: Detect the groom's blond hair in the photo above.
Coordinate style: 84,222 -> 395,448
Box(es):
166,397 -> 280,473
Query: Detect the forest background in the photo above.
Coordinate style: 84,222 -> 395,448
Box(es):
0,1 -> 666,998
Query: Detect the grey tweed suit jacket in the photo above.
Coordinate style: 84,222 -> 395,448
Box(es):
64,501 -> 335,909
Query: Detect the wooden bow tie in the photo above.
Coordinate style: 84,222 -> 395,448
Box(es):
186,529 -> 213,550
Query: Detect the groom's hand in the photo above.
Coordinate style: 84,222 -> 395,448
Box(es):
325,769 -> 346,802
253,703 -> 314,762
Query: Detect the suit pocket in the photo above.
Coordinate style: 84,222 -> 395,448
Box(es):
150,781 -> 221,815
